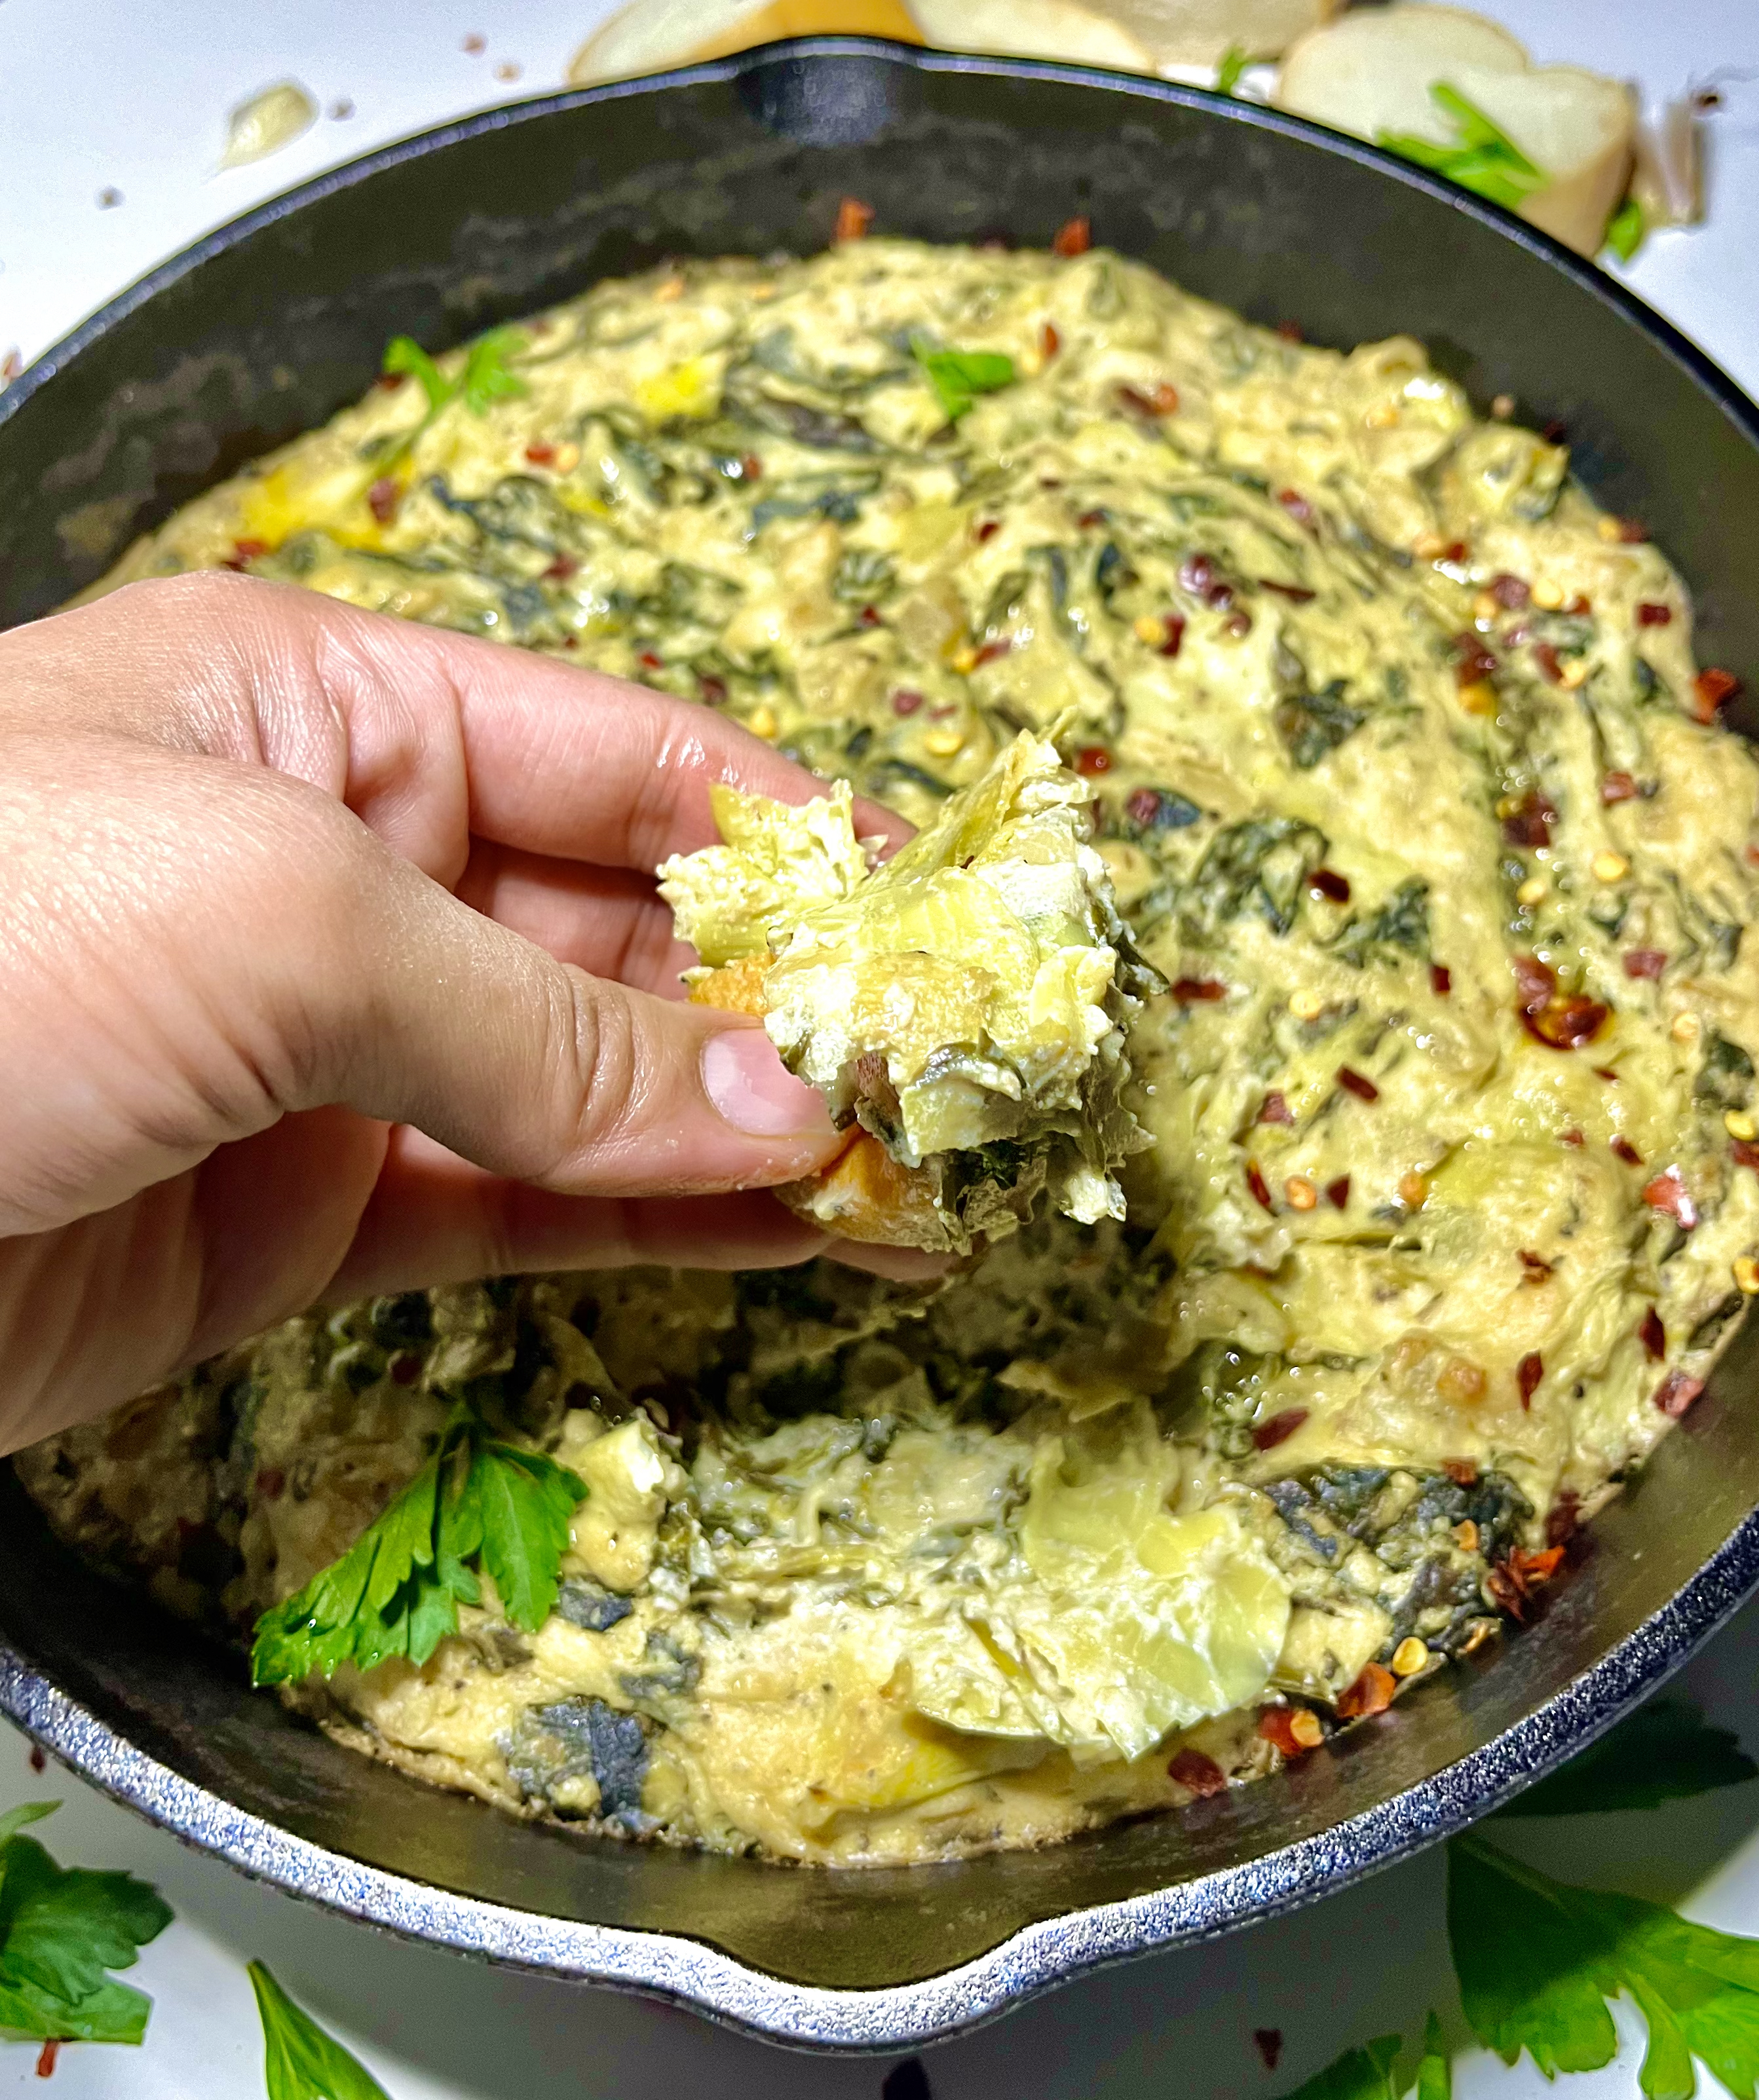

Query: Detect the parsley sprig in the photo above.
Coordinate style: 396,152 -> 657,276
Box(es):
1377,83 -> 1547,214
250,1960 -> 390,2100
251,1408 -> 586,1687
911,339 -> 1015,422
0,1802 -> 171,2045
375,326 -> 529,474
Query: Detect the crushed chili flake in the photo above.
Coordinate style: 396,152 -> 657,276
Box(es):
1643,1169 -> 1699,1229
1258,578 -> 1317,603
1562,1128 -> 1584,1147
1563,593 -> 1592,616
1077,508 -> 1108,528
1040,321 -> 1061,360
1337,1663 -> 1396,1719
28,1744 -> 46,1774
1276,488 -> 1317,530
973,637 -> 1012,665
1600,770 -> 1639,804
698,674 -> 728,705
833,196 -> 874,243
1490,1545 -> 1566,1620
1430,962 -> 1452,996
859,605 -> 884,628
1336,1066 -> 1379,1102
540,553 -> 578,583
1245,1161 -> 1274,1212
1308,867 -> 1350,902
1694,667 -> 1742,721
389,1355 -> 421,1387
1253,1408 -> 1309,1452
1513,956 -> 1608,1050
1167,1746 -> 1228,1797
1488,572 -> 1531,610
892,689 -> 924,716
1173,977 -> 1228,1003
1443,1457 -> 1479,1485
220,536 -> 270,572
1118,379 -> 1179,417
1156,613 -> 1186,658
35,2042 -> 58,2079
255,1466 -> 286,1499
1518,1249 -> 1553,1282
1257,1089 -> 1295,1124
1636,602 -> 1673,627
1223,610 -> 1253,639
1615,517 -> 1648,544
1517,1351 -> 1544,1408
1513,954 -> 1557,1010
1734,1138 -> 1759,1173
1072,743 -> 1112,776
1276,320 -> 1304,343
1639,1306 -> 1666,1360
1256,1707 -> 1315,1758
1500,791 -> 1557,847
1623,948 -> 1667,979
1533,640 -> 1566,685
377,368 -> 408,391
1611,1136 -> 1643,1165
1453,633 -> 1500,685
366,477 -> 400,524
1051,214 -> 1091,257
1178,553 -> 1234,608
1253,2029 -> 1284,2072
974,519 -> 1000,542
1545,1491 -> 1581,1547
525,441 -> 556,465
1655,1369 -> 1705,1417
1325,1174 -> 1351,1209
637,650 -> 664,672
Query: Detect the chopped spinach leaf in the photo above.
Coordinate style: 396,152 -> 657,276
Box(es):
1184,817 -> 1328,939
1330,878 -> 1431,967
1275,680 -> 1365,768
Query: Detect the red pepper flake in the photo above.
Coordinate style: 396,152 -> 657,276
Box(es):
1255,1707 -> 1316,1758
1694,667 -> 1742,722
892,690 -> 924,716
1443,1457 -> 1479,1485
1533,640 -> 1565,685
366,477 -> 400,524
639,653 -> 666,675
1600,770 -> 1639,804
1611,1136 -> 1643,1165
1622,948 -> 1667,981
1173,977 -> 1228,1003
1167,1746 -> 1228,1797
1454,633 -> 1500,686
1430,962 -> 1453,996
1513,956 -> 1608,1050
1277,488 -> 1317,531
833,196 -> 874,243
1308,867 -> 1350,903
1325,1174 -> 1351,1209
1073,743 -> 1112,776
220,536 -> 270,571
525,441 -> 556,465
1639,1306 -> 1666,1360
1513,954 -> 1556,1010
1246,1161 -> 1274,1211
1636,602 -> 1673,628
1336,1066 -> 1379,1102
698,674 -> 728,705
1655,1369 -> 1705,1417
1077,508 -> 1108,527
974,637 -> 1012,666
1488,1545 -> 1566,1619
1178,553 -> 1234,608
255,1466 -> 286,1499
390,1353 -> 421,1387
1545,1491 -> 1581,1547
1223,610 -> 1253,639
1253,1408 -> 1309,1452
1253,2029 -> 1284,2072
1643,1170 -> 1699,1229
1517,1351 -> 1543,1408
1118,379 -> 1180,417
1125,787 -> 1161,823
1518,1248 -> 1553,1282
859,605 -> 883,628
377,369 -> 408,390
1276,320 -> 1304,343
1615,517 -> 1648,544
1489,571 -> 1531,610
1500,791 -> 1557,848
1336,1664 -> 1396,1720
1258,578 -> 1317,603
1040,321 -> 1061,360
1734,1139 -> 1759,1173
1257,1089 -> 1295,1125
974,519 -> 1000,542
1562,1128 -> 1584,1147
1156,613 -> 1186,658
1051,214 -> 1091,257
35,2042 -> 58,2079
542,553 -> 578,582
28,1744 -> 46,1774
1563,593 -> 1592,617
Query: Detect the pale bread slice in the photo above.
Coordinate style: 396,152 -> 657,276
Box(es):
1080,0 -> 1340,73
569,0 -> 922,86
909,0 -> 1155,73
1276,5 -> 1634,256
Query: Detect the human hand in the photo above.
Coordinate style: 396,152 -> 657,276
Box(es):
0,571 -> 923,1455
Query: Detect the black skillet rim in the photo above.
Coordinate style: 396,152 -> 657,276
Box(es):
5,37 -> 1759,2052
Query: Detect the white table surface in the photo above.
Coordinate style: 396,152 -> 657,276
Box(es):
3,2 -> 1759,2093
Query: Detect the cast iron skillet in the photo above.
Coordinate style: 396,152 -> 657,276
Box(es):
3,39 -> 1759,2053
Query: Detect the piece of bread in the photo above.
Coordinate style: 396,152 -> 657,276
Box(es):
1078,0 -> 1340,73
907,0 -> 1155,72
569,0 -> 922,85
1276,5 -> 1635,257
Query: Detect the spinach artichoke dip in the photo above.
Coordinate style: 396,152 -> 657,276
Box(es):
20,233 -> 1759,1867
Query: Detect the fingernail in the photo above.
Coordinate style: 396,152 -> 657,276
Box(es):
702,1029 -> 831,1138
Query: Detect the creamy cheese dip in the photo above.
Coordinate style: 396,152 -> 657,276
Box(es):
19,238 -> 1759,1864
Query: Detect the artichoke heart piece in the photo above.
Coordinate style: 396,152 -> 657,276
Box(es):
658,731 -> 1162,1252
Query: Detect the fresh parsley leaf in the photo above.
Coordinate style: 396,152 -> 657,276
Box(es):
1450,1831 -> 1759,2097
911,339 -> 1015,422
1378,82 -> 1546,214
250,1961 -> 390,2100
381,335 -> 450,415
1277,2033 -> 1403,2099
0,1804 -> 171,2044
459,327 -> 530,416
1215,45 -> 1251,96
1606,194 -> 1648,263
1414,2010 -> 1452,2100
1499,1700 -> 1758,1818
252,1412 -> 586,1686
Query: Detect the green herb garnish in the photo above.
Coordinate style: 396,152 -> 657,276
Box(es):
377,326 -> 529,467
1498,1699 -> 1757,1818
1606,194 -> 1648,263
911,340 -> 1015,422
0,1802 -> 172,2045
251,1408 -> 586,1686
250,1961 -> 390,2100
1377,83 -> 1546,214
1451,1832 -> 1759,2096
1215,45 -> 1252,96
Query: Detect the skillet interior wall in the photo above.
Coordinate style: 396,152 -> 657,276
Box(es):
3,45 -> 1759,2016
